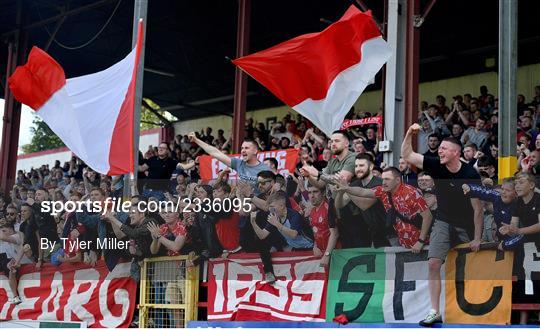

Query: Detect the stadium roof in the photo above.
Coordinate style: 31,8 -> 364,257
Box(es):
1,0 -> 540,122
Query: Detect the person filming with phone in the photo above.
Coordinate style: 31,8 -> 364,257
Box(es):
250,191 -> 314,284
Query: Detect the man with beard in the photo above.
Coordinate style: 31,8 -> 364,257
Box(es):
402,124 -> 483,327
423,134 -> 440,158
238,171 -> 282,284
337,167 -> 432,250
335,154 -> 388,248
300,130 -> 356,189
517,115 -> 537,142
300,131 -> 356,249
399,157 -> 418,186
462,143 -> 478,166
188,132 -> 270,185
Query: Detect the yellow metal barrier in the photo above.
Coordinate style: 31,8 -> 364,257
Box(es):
139,255 -> 199,328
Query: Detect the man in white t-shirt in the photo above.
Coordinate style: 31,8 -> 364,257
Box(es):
0,219 -> 33,304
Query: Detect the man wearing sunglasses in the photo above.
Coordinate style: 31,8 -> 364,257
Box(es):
5,205 -> 20,231
238,171 -> 281,284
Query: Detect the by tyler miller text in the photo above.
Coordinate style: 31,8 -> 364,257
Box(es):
41,237 -> 129,253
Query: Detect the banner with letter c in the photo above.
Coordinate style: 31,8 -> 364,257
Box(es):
206,247 -> 513,324
444,247 -> 513,324
199,148 -> 299,181
326,247 -> 513,325
0,261 -> 136,328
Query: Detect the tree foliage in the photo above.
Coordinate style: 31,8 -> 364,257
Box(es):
21,116 -> 65,154
140,106 -> 161,130
21,99 -> 175,154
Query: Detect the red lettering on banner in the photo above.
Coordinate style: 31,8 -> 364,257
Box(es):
341,116 -> 382,129
207,252 -> 327,322
0,261 -> 135,327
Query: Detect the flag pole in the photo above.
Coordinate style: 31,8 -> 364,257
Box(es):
124,0 -> 147,198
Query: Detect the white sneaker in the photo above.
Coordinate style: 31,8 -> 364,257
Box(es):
419,309 -> 442,327
229,246 -> 242,254
8,296 -> 22,304
263,272 -> 276,284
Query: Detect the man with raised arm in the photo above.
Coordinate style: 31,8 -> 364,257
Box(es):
300,130 -> 356,188
401,123 -> 483,327
188,132 -> 270,184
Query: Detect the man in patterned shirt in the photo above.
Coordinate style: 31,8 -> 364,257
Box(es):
337,167 -> 432,251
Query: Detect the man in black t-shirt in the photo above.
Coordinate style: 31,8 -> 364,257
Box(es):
499,172 -> 540,324
238,171 -> 284,284
501,172 -> 540,244
139,142 -> 178,200
423,133 -> 440,159
402,124 -> 483,327
26,189 -> 60,270
336,153 -> 388,248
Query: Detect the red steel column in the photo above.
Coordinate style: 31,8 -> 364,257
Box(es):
0,33 -> 26,196
1,0 -> 26,195
0,43 -> 16,195
405,0 -> 420,131
232,0 -> 251,153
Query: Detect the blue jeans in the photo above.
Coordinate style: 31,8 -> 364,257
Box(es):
152,281 -> 171,327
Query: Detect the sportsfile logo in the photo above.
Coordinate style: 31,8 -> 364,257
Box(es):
40,197 -> 252,215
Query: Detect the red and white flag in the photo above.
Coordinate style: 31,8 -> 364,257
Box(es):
233,6 -> 391,137
8,21 -> 144,175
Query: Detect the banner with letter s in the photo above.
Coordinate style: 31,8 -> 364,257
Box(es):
199,148 -> 299,181
326,247 -> 513,324
207,252 -> 327,322
0,261 -> 136,328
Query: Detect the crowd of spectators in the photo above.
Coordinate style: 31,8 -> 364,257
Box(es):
0,85 -> 539,325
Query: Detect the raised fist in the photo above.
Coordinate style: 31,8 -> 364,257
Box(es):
408,123 -> 422,134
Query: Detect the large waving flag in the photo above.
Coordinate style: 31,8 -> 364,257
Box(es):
233,6 -> 391,137
8,21 -> 144,175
